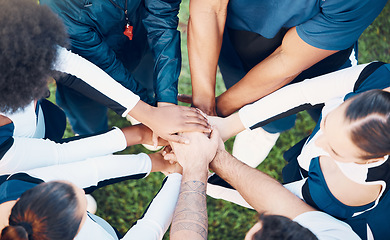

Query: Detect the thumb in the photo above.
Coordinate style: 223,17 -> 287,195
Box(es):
210,127 -> 224,150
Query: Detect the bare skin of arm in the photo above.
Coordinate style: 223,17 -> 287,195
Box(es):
188,0 -> 229,116
210,146 -> 314,219
215,27 -> 337,116
170,165 -> 209,240
216,27 -> 337,116
0,115 -> 12,127
169,131 -> 219,240
188,1 -> 337,117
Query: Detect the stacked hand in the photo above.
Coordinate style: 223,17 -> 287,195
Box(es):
149,105 -> 212,147
164,129 -> 221,171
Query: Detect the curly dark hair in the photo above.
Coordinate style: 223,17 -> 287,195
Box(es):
0,0 -> 67,113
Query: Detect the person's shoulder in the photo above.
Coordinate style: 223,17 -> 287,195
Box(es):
321,0 -> 385,9
293,211 -> 361,240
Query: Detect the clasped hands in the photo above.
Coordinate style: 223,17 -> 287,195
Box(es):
161,129 -> 225,173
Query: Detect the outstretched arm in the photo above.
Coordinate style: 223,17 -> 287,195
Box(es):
210,63 -> 370,140
188,0 -> 229,115
143,0 -> 182,105
210,147 -> 313,219
169,131 -> 219,240
54,47 -> 211,144
170,163 -> 209,240
23,153 -> 153,191
124,173 -> 182,240
216,27 -> 337,117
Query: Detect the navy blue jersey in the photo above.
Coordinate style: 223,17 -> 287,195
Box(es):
226,0 -> 387,50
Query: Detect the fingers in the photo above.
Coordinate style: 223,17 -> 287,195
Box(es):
164,134 -> 190,145
184,116 -> 210,127
177,123 -> 213,134
164,152 -> 176,163
181,106 -> 209,122
162,145 -> 176,163
162,145 -> 172,154
178,94 -> 193,104
177,107 -> 212,131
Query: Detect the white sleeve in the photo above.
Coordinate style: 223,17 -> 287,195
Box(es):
283,178 -> 306,200
22,153 -> 152,190
206,183 -> 253,209
0,128 -> 127,175
123,173 -> 182,240
294,211 -> 361,240
52,46 -> 140,117
238,64 -> 369,130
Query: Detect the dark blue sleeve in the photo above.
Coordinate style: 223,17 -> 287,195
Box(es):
40,0 -> 149,101
142,0 -> 181,104
296,0 -> 387,50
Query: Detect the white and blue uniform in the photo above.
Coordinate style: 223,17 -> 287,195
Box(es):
210,62 -> 390,239
0,157 -> 182,240
0,47 -> 143,174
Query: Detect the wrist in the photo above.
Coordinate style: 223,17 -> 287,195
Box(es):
137,124 -> 152,145
215,94 -> 232,117
209,149 -> 227,172
157,102 -> 175,107
224,114 -> 246,139
192,96 -> 216,116
182,165 -> 209,180
121,125 -> 143,146
129,101 -> 157,130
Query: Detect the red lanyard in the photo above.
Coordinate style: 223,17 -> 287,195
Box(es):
108,0 -> 133,40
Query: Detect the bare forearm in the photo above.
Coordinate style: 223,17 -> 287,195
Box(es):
216,51 -> 297,116
188,0 -> 228,114
216,27 -> 337,117
121,123 -> 170,147
210,150 -> 313,219
170,168 -> 208,240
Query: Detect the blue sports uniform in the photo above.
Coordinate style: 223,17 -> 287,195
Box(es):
218,0 -> 387,133
226,0 -> 387,50
40,0 -> 181,134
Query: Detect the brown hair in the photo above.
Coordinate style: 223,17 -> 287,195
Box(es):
1,181 -> 83,240
345,89 -> 390,160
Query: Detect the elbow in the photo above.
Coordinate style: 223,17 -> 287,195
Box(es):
272,48 -> 304,85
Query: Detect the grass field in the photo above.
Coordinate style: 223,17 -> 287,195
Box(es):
62,2 -> 390,239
